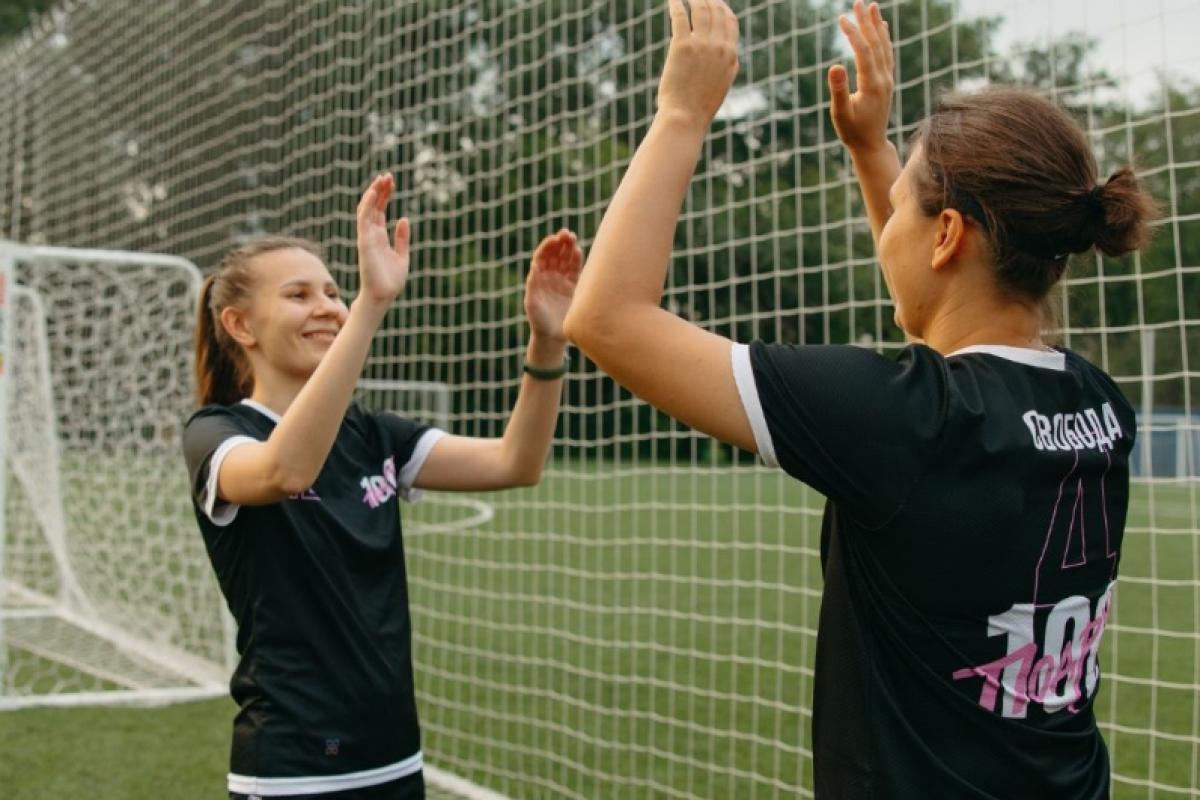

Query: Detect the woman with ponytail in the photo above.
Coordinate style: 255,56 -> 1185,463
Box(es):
184,174 -> 580,800
564,1 -> 1158,796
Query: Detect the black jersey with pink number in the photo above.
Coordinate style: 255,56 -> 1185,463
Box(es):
733,341 -> 1134,799
182,399 -> 443,797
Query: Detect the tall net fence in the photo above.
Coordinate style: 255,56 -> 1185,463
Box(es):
0,0 -> 1196,797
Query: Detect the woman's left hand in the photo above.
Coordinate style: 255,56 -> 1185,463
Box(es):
657,0 -> 740,130
525,229 -> 582,342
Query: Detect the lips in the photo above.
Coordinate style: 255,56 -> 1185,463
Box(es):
302,330 -> 338,343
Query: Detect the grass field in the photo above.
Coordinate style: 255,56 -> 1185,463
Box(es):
1,467 -> 1196,799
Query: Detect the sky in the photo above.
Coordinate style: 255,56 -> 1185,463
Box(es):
955,0 -> 1199,106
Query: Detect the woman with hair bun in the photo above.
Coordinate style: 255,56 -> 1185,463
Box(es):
564,1 -> 1159,796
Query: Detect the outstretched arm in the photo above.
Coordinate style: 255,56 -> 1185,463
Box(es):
829,0 -> 899,248
216,174 -> 409,504
414,230 -> 581,490
563,0 -> 757,454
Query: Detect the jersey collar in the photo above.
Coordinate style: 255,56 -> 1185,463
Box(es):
945,344 -> 1066,372
240,398 -> 282,423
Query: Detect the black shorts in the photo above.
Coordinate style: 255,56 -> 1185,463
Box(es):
229,770 -> 424,800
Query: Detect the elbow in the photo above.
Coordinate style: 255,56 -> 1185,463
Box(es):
275,472 -> 313,498
270,458 -> 317,498
562,306 -> 588,349
508,461 -> 543,488
512,472 -> 540,489
564,303 -> 619,359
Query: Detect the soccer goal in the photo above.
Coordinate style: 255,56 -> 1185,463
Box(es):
0,243 -> 233,709
0,0 -> 1196,797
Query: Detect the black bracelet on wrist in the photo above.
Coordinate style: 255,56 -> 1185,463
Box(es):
522,356 -> 569,380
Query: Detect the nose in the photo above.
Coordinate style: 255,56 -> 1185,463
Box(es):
315,292 -> 347,321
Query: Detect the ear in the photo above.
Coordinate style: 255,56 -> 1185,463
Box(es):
931,208 -> 969,272
220,305 -> 257,349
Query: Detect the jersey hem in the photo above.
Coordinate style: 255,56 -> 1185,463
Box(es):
227,750 -> 423,796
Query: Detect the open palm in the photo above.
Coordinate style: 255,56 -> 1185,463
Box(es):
525,229 -> 582,341
828,0 -> 894,152
356,173 -> 411,306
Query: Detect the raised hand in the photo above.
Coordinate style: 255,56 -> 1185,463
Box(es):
657,0 -> 740,129
525,229 -> 582,343
829,0 -> 894,153
356,173 -> 411,307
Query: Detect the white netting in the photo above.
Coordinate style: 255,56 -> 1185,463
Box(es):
0,247 -> 230,707
0,0 -> 1196,797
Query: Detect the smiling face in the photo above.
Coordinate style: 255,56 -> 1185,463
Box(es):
222,247 -> 349,383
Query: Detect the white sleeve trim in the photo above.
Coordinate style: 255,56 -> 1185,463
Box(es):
731,343 -> 779,468
398,428 -> 448,503
202,435 -> 258,526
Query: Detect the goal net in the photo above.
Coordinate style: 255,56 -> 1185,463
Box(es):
0,0 -> 1196,797
0,245 -> 232,708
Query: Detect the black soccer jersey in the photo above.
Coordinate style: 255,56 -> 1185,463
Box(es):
733,342 -> 1134,799
182,399 -> 444,797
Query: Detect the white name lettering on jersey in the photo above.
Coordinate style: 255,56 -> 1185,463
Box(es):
1021,402 -> 1123,453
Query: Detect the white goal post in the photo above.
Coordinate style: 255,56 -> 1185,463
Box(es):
0,242 -> 233,710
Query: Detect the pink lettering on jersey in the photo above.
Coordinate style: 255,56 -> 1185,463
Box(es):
360,456 -> 399,509
953,587 -> 1113,718
953,642 -> 1038,716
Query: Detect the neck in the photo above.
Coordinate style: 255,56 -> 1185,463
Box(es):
918,291 -> 1046,356
247,365 -> 309,417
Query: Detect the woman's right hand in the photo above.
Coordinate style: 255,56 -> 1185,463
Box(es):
829,0 -> 894,154
356,172 -> 411,308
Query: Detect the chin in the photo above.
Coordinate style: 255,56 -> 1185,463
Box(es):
294,348 -> 327,375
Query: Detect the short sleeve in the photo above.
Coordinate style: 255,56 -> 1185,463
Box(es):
374,412 -> 446,502
733,341 -> 949,528
182,409 -> 259,526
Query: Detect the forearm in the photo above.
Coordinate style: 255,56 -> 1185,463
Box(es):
567,111 -> 707,342
268,300 -> 388,488
850,140 -> 901,246
495,333 -> 568,485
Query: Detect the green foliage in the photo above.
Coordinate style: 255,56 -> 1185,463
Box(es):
0,0 -> 1193,425
0,0 -> 55,40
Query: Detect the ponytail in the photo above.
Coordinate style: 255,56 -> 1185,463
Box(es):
193,272 -> 253,406
1091,166 -> 1159,258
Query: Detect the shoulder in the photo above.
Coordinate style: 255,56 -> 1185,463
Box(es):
182,403 -> 265,450
751,340 -> 945,374
356,403 -> 427,433
342,404 -> 435,453
1062,348 -> 1132,402
186,402 -> 267,431
748,340 -> 945,398
186,403 -> 254,430
1060,347 -> 1137,433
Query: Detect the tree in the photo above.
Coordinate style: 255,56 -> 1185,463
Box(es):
0,0 -> 55,40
